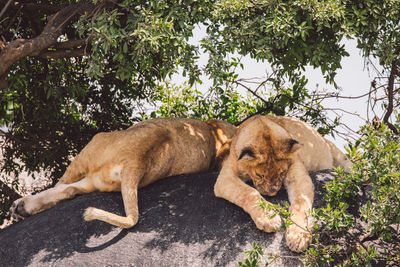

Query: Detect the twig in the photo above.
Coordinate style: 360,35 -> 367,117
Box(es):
0,0 -> 13,21
314,86 -> 381,100
323,107 -> 366,120
234,80 -> 269,103
348,231 -> 369,252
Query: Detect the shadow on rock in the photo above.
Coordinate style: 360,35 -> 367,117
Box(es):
0,170 -> 334,266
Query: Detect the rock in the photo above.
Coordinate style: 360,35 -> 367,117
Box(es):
0,170 -> 335,266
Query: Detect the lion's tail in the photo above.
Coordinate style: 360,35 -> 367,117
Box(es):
83,207 -> 138,229
83,163 -> 140,229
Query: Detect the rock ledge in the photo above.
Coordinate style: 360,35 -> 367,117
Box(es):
0,171 -> 334,266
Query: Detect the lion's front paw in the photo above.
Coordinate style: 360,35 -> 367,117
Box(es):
11,198 -> 31,221
285,225 -> 312,252
251,208 -> 282,233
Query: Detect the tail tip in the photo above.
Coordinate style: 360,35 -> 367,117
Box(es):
83,207 -> 97,221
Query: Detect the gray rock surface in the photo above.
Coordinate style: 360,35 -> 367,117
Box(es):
0,170 -> 334,266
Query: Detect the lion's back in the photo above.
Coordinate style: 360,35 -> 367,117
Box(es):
73,118 -> 220,181
266,116 -> 344,171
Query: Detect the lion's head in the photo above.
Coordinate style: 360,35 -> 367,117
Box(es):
227,116 -> 301,196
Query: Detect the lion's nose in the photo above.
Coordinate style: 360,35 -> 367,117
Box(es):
266,189 -> 278,196
266,184 -> 281,196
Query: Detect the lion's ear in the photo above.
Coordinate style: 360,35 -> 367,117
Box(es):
287,139 -> 301,154
211,139 -> 232,170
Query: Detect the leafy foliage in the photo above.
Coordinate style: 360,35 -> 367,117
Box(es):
204,0 -> 350,86
148,81 -> 259,125
303,123 -> 400,266
238,241 -> 264,267
239,122 -> 400,266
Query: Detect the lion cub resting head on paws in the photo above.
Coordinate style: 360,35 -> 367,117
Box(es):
11,118 -> 236,228
214,115 -> 352,252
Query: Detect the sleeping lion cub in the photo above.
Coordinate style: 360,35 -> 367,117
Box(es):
214,115 -> 352,252
11,118 -> 236,228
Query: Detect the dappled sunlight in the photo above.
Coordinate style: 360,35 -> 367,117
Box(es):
0,171 -> 337,266
300,194 -> 312,209
306,142 -> 314,148
183,123 -> 206,141
85,227 -> 122,248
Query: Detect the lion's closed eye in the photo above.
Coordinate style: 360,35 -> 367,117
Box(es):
238,148 -> 255,160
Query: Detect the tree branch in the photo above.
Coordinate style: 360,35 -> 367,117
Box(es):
383,57 -> 399,135
0,0 -> 13,21
234,80 -> 269,103
53,38 -> 91,50
22,3 -> 65,13
37,37 -> 93,59
39,48 -> 87,59
0,1 -> 95,90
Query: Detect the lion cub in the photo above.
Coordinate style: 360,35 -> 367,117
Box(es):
11,118 -> 236,228
214,115 -> 352,252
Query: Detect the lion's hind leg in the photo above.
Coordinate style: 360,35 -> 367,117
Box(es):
11,177 -> 95,221
84,165 -> 140,229
56,153 -> 88,185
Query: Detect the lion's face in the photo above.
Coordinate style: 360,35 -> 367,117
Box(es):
231,116 -> 301,196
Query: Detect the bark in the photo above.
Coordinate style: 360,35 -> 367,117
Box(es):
0,1 -> 95,90
383,59 -> 399,135
0,0 -> 13,20
39,48 -> 87,59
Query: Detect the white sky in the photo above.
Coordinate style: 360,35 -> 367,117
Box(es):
173,25 -> 383,151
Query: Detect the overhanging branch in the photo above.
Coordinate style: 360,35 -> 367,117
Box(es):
53,38 -> 90,50
38,37 -> 92,59
0,0 -> 13,21
39,48 -> 87,59
0,1 -> 96,90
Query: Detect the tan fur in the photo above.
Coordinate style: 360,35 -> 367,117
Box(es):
214,115 -> 352,252
11,118 -> 236,228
